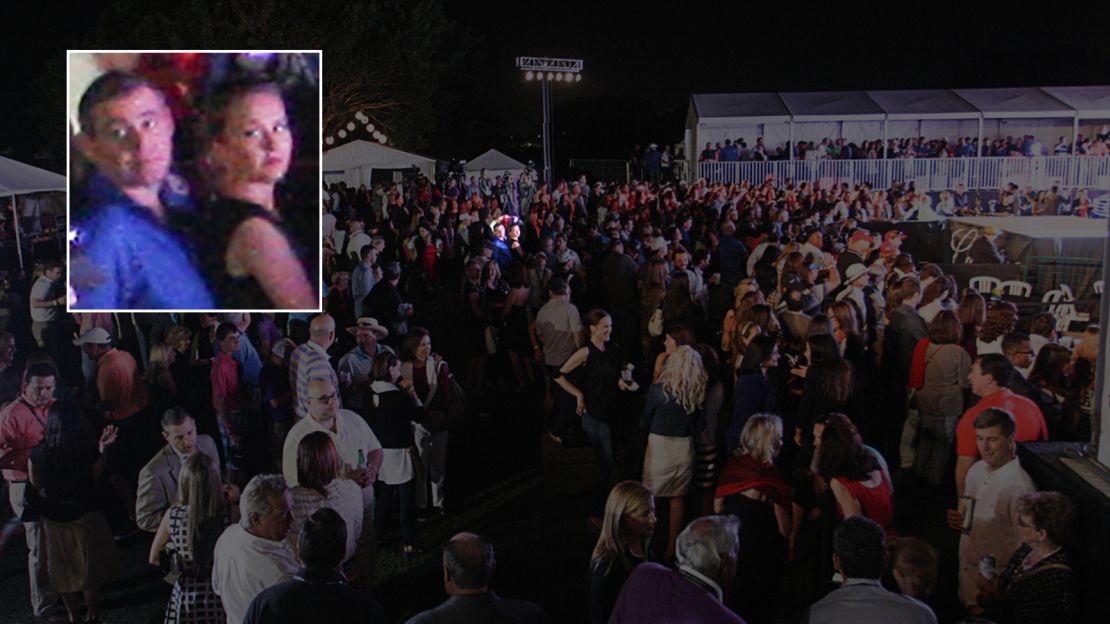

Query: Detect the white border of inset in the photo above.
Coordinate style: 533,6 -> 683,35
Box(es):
65,49 -> 324,314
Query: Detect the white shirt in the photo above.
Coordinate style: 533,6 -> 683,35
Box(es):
958,458 -> 1036,608
211,524 -> 298,624
282,408 -> 382,488
289,480 -> 364,563
29,276 -> 57,322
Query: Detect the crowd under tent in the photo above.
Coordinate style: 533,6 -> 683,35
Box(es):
323,139 -> 436,188
685,86 -> 1110,161
0,155 -> 67,270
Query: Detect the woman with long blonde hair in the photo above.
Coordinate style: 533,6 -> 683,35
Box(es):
589,481 -> 655,624
149,452 -> 233,624
639,345 -> 707,558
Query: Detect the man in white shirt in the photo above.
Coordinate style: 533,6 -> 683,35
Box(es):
946,408 -> 1036,615
212,474 -> 299,624
283,378 -> 382,509
29,262 -> 63,348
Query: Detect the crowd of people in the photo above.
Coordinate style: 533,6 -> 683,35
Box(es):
697,128 -> 1110,162
0,153 -> 1102,623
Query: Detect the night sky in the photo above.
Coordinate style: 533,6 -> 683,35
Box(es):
3,1 -> 1108,168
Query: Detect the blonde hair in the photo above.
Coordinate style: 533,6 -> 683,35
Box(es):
1075,325 -> 1099,363
737,413 -> 783,464
147,343 -> 172,372
659,346 -> 707,414
177,452 -> 224,560
732,279 -> 759,308
165,326 -> 192,352
590,481 -> 654,576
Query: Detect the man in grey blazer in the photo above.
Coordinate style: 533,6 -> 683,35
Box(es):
136,407 -> 225,532
405,532 -> 544,624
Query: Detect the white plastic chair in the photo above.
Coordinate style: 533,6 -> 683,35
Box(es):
998,280 -> 1032,298
969,276 -> 1001,294
1043,284 -> 1090,331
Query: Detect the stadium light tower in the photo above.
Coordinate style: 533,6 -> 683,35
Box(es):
517,56 -> 583,187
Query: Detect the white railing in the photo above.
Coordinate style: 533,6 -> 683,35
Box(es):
696,156 -> 1110,191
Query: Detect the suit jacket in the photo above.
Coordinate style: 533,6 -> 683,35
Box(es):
884,304 -> 927,384
403,592 -> 544,624
136,434 -> 219,532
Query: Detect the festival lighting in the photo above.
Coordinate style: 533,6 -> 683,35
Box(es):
338,129 -> 347,138
325,136 -> 335,145
346,122 -> 356,131
516,56 -> 583,186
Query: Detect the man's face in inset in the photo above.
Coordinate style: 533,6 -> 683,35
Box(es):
80,86 -> 175,191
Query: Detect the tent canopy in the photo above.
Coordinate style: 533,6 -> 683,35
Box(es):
0,155 -> 66,195
780,91 -> 886,121
690,93 -> 791,124
322,139 -> 435,186
690,86 -> 1110,125
865,89 -> 980,120
463,149 -> 528,176
1039,86 -> 1110,119
952,88 -> 1074,119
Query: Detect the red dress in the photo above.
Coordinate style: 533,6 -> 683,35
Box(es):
833,470 -> 894,533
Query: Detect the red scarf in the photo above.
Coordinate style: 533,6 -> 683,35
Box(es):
908,337 -> 931,390
715,454 -> 789,508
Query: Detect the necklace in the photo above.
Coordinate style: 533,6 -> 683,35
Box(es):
1022,545 -> 1061,570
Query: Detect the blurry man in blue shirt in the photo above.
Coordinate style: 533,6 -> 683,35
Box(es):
71,71 -> 213,310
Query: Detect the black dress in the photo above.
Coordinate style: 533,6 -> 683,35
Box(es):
578,341 -> 621,423
199,197 -> 314,309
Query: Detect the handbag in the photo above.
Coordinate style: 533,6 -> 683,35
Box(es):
647,307 -> 664,337
444,372 -> 471,430
484,325 -> 500,355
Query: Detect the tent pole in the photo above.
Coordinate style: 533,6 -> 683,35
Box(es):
882,118 -> 889,190
977,116 -> 983,158
1072,116 -> 1079,154
10,194 -> 23,271
788,121 -> 794,162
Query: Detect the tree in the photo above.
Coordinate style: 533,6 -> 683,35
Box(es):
77,0 -> 470,151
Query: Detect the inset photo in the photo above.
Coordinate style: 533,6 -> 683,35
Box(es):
67,51 -> 322,311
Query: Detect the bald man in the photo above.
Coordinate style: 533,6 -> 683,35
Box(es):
289,314 -> 340,420
404,532 -> 544,624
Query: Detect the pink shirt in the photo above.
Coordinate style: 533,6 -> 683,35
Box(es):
0,398 -> 52,481
211,351 -> 243,413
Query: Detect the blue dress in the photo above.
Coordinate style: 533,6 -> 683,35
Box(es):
70,175 -> 214,310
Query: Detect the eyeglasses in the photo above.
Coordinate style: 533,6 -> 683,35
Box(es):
308,392 -> 339,403
1017,516 -> 1036,529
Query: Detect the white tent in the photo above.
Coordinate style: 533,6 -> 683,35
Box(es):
322,139 -> 436,187
463,149 -> 528,179
0,155 -> 66,269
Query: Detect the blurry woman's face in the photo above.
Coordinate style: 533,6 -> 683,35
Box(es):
417,335 -> 432,361
812,423 -> 825,449
623,501 -> 656,539
210,90 -> 292,186
766,346 -> 780,369
591,315 -> 613,342
389,360 -> 402,381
